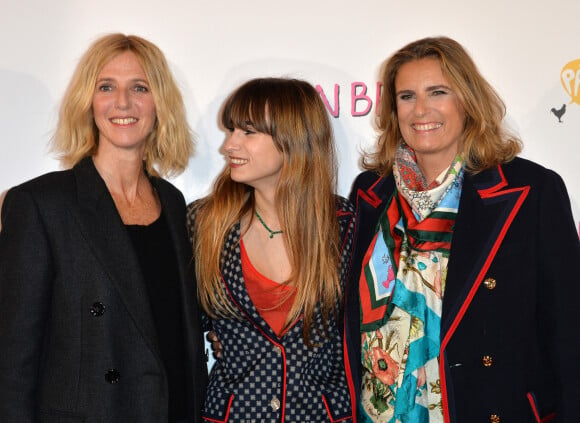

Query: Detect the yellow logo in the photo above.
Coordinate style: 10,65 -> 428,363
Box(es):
561,59 -> 580,105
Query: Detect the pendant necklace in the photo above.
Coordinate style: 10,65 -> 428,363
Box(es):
255,210 -> 283,238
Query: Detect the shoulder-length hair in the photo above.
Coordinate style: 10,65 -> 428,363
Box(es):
51,33 -> 193,177
363,36 -> 522,175
193,77 -> 340,345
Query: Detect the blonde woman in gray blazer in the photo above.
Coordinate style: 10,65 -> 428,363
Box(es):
0,34 -> 207,423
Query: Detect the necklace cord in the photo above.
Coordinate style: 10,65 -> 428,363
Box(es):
255,210 -> 283,238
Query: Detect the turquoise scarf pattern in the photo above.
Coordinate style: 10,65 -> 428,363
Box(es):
359,146 -> 464,422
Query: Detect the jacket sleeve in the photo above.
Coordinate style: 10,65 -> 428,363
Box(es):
0,187 -> 54,422
185,200 -> 213,333
536,171 -> 580,422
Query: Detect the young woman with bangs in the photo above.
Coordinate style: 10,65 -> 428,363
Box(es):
187,77 -> 355,422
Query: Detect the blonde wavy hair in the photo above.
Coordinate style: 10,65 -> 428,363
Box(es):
193,78 -> 340,345
363,36 -> 522,175
51,33 -> 193,177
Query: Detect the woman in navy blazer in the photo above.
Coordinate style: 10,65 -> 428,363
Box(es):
345,37 -> 580,422
188,78 -> 355,422
0,34 -> 207,422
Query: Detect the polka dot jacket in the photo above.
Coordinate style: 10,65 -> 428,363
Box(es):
187,196 -> 355,423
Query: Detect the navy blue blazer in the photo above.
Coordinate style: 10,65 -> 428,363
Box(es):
345,157 -> 580,423
188,196 -> 355,423
0,157 -> 207,423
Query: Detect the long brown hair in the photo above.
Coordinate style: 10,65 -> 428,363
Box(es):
51,33 -> 193,177
193,78 -> 340,344
363,36 -> 522,175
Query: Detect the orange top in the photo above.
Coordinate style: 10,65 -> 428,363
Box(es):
241,240 -> 296,337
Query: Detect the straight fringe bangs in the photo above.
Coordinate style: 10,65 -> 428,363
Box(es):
195,78 -> 341,345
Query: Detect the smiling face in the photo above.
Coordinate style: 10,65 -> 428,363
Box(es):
222,125 -> 284,194
395,58 -> 465,179
92,51 -> 156,156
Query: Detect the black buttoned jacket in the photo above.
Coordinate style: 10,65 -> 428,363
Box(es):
0,157 -> 207,422
345,157 -> 580,423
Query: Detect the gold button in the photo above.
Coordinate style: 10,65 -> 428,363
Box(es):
490,414 -> 501,423
483,277 -> 496,290
273,346 -> 282,356
482,355 -> 494,367
270,397 -> 280,411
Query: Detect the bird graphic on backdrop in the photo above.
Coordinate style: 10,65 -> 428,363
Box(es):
550,104 -> 566,122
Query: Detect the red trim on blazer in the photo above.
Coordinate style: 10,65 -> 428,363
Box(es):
439,169 -> 530,423
541,413 -> 557,422
526,392 -> 557,423
343,317 -> 357,423
527,392 -> 541,422
221,274 -> 288,421
203,393 -> 234,423
476,164 -> 508,198
356,177 -> 384,208
322,394 -> 353,422
343,206 -> 358,423
337,207 -> 356,421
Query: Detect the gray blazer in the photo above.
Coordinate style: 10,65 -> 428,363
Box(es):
0,157 -> 207,422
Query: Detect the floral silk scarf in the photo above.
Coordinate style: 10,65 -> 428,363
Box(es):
359,145 -> 464,422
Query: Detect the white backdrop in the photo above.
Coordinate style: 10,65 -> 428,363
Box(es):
2,0 -> 579,234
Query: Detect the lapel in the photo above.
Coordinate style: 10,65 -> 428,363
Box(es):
348,174 -> 394,333
154,179 -> 203,352
154,177 -> 209,407
441,165 -> 530,343
72,157 -> 159,352
351,175 -> 395,274
352,167 -> 529,335
220,224 -> 288,342
438,165 -> 529,423
153,178 -> 190,300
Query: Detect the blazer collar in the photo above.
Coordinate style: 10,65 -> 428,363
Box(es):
441,165 -> 530,338
352,174 -> 395,259
352,167 -> 529,340
221,223 -> 302,342
73,157 -> 160,352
